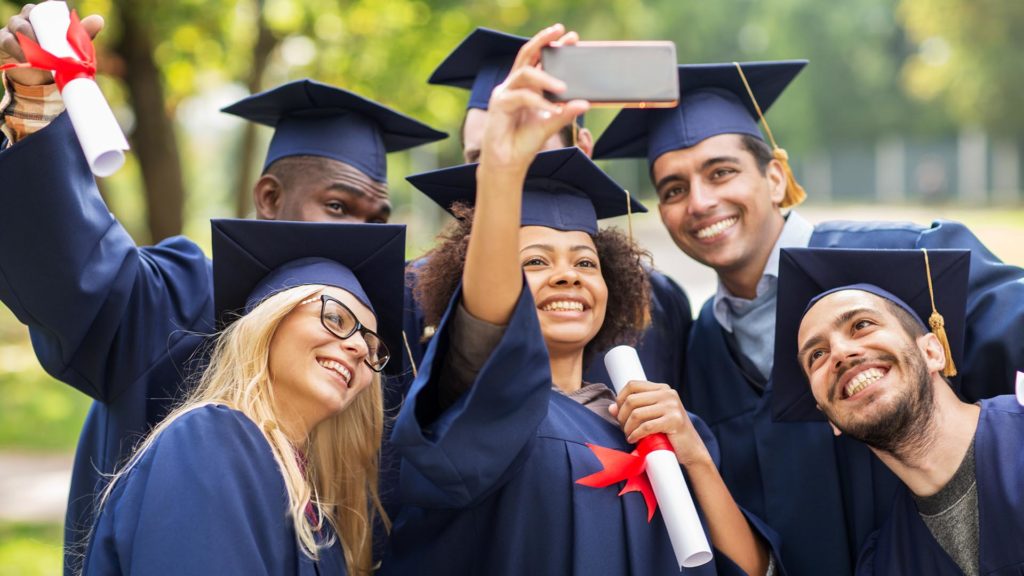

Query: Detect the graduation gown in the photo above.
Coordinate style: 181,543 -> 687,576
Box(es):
585,268 -> 693,391
684,220 -> 1024,576
81,404 -> 346,575
0,114 -> 215,570
386,285 -> 782,576
856,395 -> 1024,575
0,114 -> 410,571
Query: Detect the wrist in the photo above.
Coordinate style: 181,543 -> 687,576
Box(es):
677,447 -> 715,472
476,162 -> 528,188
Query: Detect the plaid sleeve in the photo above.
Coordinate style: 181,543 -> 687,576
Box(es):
1,73 -> 64,148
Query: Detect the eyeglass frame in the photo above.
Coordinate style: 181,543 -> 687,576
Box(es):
302,294 -> 390,373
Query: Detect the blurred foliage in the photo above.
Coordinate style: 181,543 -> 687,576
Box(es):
900,0 -> 1024,135
0,344 -> 90,452
0,522 -> 62,576
2,0 -> 1020,238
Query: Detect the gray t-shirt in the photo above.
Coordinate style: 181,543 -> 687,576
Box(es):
912,439 -> 979,576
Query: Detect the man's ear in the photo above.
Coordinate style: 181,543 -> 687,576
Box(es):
917,332 -> 947,375
766,157 -> 787,206
253,174 -> 283,221
576,127 -> 594,158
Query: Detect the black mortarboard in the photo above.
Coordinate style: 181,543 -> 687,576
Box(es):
211,219 -> 407,375
593,61 -> 807,166
772,247 -> 970,421
406,147 -> 645,236
429,27 -> 528,111
221,79 -> 447,183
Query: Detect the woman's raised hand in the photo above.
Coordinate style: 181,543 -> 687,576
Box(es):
479,24 -> 589,174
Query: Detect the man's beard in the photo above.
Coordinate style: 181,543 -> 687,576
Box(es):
825,344 -> 935,459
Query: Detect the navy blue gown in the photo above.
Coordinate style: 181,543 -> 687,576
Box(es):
81,404 -> 346,575
856,395 -> 1024,575
386,285 -> 782,575
684,219 -> 1024,576
0,114 -> 413,571
0,114 -> 215,569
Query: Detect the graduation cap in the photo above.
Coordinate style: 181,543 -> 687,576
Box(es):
221,79 -> 447,183
593,60 -> 807,207
211,218 -> 407,375
771,247 -> 970,422
406,147 -> 646,236
429,27 -> 585,128
429,27 -> 528,111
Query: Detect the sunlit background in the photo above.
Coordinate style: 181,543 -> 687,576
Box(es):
1,0 -> 1022,572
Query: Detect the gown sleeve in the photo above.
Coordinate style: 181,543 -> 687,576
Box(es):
82,405 -> 297,575
0,112 -> 213,402
919,220 -> 1024,401
646,269 -> 693,390
391,284 -> 552,509
688,411 -> 789,576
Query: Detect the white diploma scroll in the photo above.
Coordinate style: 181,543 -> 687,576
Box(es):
29,1 -> 128,177
604,345 -> 713,569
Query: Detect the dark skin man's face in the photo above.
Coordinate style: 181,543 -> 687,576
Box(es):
254,156 -> 392,224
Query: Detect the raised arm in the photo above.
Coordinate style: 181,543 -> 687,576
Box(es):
463,24 -> 588,325
0,10 -> 212,402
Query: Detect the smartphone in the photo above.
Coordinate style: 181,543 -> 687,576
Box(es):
541,41 -> 678,108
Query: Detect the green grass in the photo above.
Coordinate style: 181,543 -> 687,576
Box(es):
0,522 -> 63,576
0,342 -> 90,453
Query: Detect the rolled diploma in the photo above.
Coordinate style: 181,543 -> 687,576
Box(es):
28,1 -> 128,177
604,345 -> 713,569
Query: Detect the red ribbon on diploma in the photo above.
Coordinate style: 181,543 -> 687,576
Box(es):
0,10 -> 96,90
575,433 -> 674,522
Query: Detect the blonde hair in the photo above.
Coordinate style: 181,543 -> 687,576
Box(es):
95,285 -> 387,576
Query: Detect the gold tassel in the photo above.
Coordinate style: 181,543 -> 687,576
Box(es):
734,62 -> 807,209
402,330 -> 418,379
928,312 -> 957,378
922,249 -> 957,377
774,148 -> 807,208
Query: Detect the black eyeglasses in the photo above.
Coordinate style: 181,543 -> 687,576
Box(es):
311,295 -> 389,373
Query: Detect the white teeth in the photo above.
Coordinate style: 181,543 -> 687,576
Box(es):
695,217 -> 738,239
541,300 -> 585,312
318,359 -> 351,383
845,367 -> 885,398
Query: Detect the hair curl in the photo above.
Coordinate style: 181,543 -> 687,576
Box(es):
413,203 -> 652,366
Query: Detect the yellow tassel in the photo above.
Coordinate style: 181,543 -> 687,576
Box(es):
732,63 -> 807,209
774,148 -> 807,209
922,249 -> 957,378
402,330 -> 418,379
928,312 -> 958,377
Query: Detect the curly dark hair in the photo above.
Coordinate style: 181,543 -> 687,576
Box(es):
412,202 -> 652,365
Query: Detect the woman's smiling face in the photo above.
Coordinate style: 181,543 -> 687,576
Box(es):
519,225 -> 608,355
268,286 -> 377,437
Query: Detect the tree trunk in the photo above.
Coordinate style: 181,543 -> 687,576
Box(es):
234,1 -> 279,218
111,0 -> 185,243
